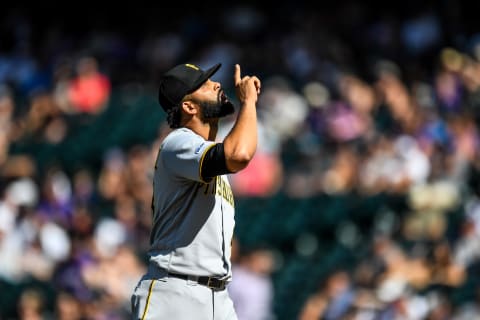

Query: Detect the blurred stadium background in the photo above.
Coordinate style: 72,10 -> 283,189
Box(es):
1,1 -> 480,319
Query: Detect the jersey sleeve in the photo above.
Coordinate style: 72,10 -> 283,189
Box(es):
161,130 -> 216,183
201,143 -> 232,180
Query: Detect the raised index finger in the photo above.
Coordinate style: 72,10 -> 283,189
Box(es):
234,64 -> 241,86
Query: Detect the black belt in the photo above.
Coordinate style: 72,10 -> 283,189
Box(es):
168,272 -> 227,290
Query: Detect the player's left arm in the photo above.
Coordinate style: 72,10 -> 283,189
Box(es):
223,64 -> 261,173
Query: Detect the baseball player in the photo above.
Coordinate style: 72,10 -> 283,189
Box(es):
130,62 -> 261,320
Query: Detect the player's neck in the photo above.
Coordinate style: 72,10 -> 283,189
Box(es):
184,120 -> 218,141
208,122 -> 218,141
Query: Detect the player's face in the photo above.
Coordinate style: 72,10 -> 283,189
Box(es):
190,80 -> 235,119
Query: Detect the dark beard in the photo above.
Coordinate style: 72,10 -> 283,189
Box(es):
200,90 -> 235,119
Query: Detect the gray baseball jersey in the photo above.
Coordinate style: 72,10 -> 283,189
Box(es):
149,127 -> 235,280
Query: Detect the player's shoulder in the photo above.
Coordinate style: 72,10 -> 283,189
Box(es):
164,127 -> 203,142
161,128 -> 205,150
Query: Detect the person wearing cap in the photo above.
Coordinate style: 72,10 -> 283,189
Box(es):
130,63 -> 261,320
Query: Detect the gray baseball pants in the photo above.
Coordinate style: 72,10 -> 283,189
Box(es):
131,266 -> 237,320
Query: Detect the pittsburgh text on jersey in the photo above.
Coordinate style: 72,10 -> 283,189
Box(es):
202,177 -> 235,207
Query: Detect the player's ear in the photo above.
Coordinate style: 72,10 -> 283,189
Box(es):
181,100 -> 198,115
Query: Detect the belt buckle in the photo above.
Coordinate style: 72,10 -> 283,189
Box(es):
207,277 -> 224,290
207,277 -> 216,289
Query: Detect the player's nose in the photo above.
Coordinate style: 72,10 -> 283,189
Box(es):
212,81 -> 221,91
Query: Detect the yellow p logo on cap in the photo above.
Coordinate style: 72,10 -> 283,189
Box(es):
185,64 -> 199,70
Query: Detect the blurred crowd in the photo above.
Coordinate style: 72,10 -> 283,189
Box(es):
1,2 -> 480,319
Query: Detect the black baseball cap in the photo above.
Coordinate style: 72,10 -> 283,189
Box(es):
158,63 -> 221,112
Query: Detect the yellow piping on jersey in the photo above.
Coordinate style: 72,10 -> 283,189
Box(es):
141,279 -> 156,320
199,143 -> 217,183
